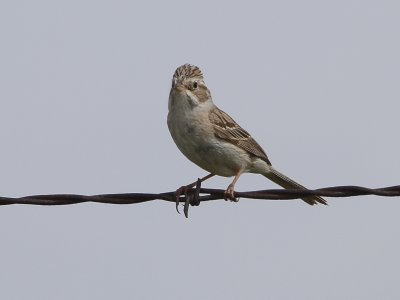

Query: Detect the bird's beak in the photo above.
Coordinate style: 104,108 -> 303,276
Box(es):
172,83 -> 186,93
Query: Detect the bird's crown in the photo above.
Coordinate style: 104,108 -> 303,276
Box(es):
172,64 -> 203,83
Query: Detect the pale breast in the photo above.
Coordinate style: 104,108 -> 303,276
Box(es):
168,105 -> 250,177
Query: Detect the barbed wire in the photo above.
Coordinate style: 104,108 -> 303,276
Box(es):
1,183 -> 399,217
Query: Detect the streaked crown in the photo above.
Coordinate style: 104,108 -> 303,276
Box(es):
172,64 -> 203,87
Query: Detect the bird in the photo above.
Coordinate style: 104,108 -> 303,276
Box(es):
167,64 -> 326,206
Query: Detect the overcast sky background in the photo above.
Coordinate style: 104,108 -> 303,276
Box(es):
1,1 -> 399,299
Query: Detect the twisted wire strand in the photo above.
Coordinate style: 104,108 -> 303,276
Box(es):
1,185 -> 399,206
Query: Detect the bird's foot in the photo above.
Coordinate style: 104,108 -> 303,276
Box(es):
175,178 -> 202,217
175,185 -> 188,214
224,184 -> 239,202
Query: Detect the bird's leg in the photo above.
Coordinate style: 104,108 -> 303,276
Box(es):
175,173 -> 215,213
224,172 -> 242,202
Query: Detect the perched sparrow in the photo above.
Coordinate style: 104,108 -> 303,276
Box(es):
167,64 -> 326,205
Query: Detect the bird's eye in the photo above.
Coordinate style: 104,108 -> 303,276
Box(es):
193,81 -> 198,89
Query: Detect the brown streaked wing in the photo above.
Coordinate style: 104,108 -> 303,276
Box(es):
209,107 -> 272,165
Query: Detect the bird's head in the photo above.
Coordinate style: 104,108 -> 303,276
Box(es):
169,64 -> 212,109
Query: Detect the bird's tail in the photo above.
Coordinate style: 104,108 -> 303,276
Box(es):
262,167 -> 327,205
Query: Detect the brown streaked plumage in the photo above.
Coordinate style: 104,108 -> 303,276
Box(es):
172,64 -> 203,83
209,107 -> 272,165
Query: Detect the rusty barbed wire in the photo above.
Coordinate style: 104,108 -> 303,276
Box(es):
0,183 -> 399,217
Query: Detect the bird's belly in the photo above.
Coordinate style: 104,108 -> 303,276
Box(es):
185,141 -> 249,177
168,114 -> 249,176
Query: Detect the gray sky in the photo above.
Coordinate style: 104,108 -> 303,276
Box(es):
1,0 -> 399,299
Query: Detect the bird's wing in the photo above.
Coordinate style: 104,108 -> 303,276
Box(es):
209,107 -> 271,165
